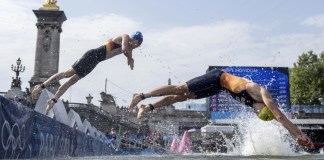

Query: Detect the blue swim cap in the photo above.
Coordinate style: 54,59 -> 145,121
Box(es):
131,31 -> 143,45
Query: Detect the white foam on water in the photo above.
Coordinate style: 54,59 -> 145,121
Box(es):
200,111 -> 299,156
236,116 -> 296,156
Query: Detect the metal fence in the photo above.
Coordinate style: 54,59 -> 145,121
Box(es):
291,105 -> 324,119
291,105 -> 324,113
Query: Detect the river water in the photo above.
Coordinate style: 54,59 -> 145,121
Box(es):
71,116 -> 324,160
71,154 -> 324,160
69,114 -> 324,159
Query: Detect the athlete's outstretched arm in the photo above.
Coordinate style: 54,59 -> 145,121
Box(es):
125,50 -> 134,70
112,34 -> 134,69
121,34 -> 134,69
260,87 -> 314,148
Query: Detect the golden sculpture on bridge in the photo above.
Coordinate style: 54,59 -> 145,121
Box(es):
42,0 -> 60,10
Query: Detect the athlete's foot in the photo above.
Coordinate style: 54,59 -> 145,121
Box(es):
129,93 -> 144,112
31,84 -> 43,100
45,99 -> 56,115
137,104 -> 149,119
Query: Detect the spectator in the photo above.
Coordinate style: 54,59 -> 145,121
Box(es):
123,130 -> 130,139
155,133 -> 165,148
108,128 -> 117,149
109,128 -> 117,140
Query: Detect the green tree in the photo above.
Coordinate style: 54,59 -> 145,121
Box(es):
290,51 -> 324,105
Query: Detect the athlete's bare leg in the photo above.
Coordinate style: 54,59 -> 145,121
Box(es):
32,68 -> 76,100
129,83 -> 190,112
137,93 -> 195,119
45,74 -> 80,114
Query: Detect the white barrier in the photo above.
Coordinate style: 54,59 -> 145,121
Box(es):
68,109 -> 85,132
34,89 -> 108,142
34,89 -> 69,126
82,119 -> 92,135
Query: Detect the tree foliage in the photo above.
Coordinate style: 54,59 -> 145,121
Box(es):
290,51 -> 324,105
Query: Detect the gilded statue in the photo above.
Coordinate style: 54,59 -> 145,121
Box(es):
45,0 -> 57,5
42,0 -> 59,10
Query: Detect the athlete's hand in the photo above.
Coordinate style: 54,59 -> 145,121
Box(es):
128,58 -> 134,70
296,133 -> 314,148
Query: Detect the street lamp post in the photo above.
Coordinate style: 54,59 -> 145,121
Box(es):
11,58 -> 25,88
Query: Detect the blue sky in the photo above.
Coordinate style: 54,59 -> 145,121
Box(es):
0,0 -> 323,107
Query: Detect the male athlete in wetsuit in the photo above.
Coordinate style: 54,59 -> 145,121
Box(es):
32,31 -> 143,114
129,69 -> 314,148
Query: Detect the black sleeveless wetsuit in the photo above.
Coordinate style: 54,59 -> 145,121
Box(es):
186,69 -> 257,107
72,41 -> 121,78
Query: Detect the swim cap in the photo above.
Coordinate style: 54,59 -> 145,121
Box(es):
131,31 -> 143,45
257,106 -> 275,121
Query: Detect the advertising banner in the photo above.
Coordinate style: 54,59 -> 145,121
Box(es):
0,96 -> 114,159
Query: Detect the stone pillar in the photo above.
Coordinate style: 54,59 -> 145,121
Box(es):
29,9 -> 66,94
99,92 -> 117,114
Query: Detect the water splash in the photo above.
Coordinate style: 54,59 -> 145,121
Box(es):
264,77 -> 276,90
236,116 -> 296,156
201,109 -> 299,156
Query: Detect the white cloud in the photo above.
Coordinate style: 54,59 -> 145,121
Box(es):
302,14 -> 324,28
62,14 -> 141,40
1,0 -> 324,107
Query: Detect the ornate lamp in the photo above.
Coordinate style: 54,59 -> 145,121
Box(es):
11,57 -> 25,88
17,58 -> 21,65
